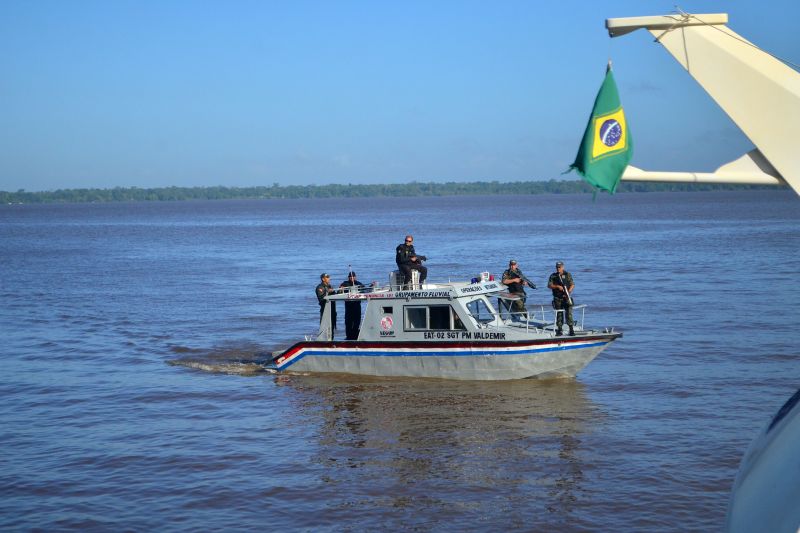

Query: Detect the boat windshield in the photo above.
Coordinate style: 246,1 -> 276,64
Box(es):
466,298 -> 495,324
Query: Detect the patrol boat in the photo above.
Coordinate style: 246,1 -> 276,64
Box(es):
268,274 -> 621,380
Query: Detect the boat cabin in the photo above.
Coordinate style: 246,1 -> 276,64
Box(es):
316,276 -> 580,342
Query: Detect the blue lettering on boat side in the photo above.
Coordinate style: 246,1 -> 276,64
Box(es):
460,286 -> 483,293
394,291 -> 451,299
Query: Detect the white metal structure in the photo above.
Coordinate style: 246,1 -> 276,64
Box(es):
606,13 -> 800,195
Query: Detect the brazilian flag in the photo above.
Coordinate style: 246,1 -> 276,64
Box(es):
569,65 -> 632,194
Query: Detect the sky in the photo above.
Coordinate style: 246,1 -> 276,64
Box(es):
1,0 -> 798,192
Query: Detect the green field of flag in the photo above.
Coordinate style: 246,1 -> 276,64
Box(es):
568,66 -> 633,194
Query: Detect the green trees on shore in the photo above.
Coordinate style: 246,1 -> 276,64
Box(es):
1,180 -> 774,204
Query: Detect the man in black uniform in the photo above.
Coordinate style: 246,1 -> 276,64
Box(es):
395,234 -> 427,288
501,259 -> 534,320
315,273 -> 336,337
339,271 -> 365,340
548,261 -> 575,336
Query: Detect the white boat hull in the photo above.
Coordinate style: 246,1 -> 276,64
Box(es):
270,333 -> 620,380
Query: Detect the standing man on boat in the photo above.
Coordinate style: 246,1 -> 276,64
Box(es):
395,234 -> 427,288
548,261 -> 575,336
501,259 -> 533,320
315,273 -> 337,336
339,271 -> 365,340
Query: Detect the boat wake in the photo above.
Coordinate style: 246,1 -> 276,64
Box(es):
166,343 -> 277,376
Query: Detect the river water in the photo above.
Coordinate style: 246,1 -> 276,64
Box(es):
1,190 -> 798,531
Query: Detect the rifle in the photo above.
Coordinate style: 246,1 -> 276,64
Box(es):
518,273 -> 537,290
556,272 -> 573,306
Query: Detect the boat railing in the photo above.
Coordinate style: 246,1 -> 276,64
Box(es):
526,303 -> 586,332
330,275 -> 498,296
472,303 -> 587,335
326,282 -> 423,297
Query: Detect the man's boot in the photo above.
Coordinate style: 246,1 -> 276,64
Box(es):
555,328 -> 563,337
569,326 -> 575,336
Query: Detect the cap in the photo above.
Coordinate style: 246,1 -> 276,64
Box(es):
555,261 -> 564,267
509,259 -> 517,265
348,271 -> 356,277
320,272 -> 329,279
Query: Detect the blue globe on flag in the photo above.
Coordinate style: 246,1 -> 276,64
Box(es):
599,119 -> 622,147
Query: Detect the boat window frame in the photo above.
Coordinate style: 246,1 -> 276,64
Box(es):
403,304 -> 464,331
404,306 -> 428,330
466,297 -> 496,324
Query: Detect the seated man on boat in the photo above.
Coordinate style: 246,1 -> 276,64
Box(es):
395,234 -> 427,288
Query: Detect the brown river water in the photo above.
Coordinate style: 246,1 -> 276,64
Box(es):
1,190 -> 798,531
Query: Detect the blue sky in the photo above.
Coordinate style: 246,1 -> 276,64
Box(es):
1,1 -> 798,191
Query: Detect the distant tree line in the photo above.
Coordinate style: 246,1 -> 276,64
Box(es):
0,180 -> 778,204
